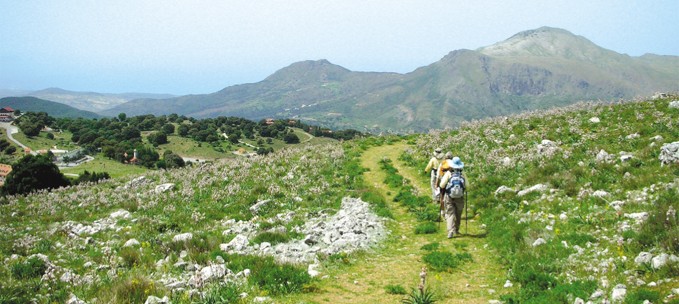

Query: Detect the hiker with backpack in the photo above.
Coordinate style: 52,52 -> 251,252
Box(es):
424,148 -> 444,201
439,156 -> 466,239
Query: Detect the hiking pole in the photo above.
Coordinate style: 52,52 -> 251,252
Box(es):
465,190 -> 468,235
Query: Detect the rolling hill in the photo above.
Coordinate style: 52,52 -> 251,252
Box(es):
0,96 -> 102,119
26,88 -> 175,113
102,27 -> 679,133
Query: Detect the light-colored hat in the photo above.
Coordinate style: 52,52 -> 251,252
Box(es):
445,152 -> 453,159
451,157 -> 464,169
434,148 -> 443,159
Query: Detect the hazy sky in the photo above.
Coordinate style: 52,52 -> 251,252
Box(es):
2,1 -> 677,95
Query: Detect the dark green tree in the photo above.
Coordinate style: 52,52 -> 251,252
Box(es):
147,132 -> 168,147
177,124 -> 190,137
2,154 -> 70,195
161,123 -> 175,135
283,133 -> 300,144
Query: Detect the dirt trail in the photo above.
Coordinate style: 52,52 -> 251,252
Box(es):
295,141 -> 507,304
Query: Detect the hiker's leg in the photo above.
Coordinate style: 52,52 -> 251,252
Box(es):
445,195 -> 455,236
430,171 -> 438,200
453,198 -> 464,233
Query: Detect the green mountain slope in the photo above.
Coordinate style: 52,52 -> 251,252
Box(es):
102,27 -> 679,133
405,95 -> 679,302
0,96 -> 102,119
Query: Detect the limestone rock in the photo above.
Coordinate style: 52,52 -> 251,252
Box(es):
518,184 -> 548,197
660,142 -> 679,165
495,185 -> 515,196
596,150 -> 612,163
611,284 -> 626,302
537,139 -> 559,157
532,238 -> 546,247
669,100 -> 679,108
634,252 -> 653,265
589,117 -> 600,123
124,239 -> 140,247
220,234 -> 249,252
250,199 -> 272,214
110,209 -> 131,219
172,233 -> 193,242
154,183 -> 175,194
144,296 -> 169,304
66,294 -> 87,304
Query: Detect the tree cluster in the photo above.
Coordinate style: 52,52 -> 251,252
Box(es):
15,112 -> 54,137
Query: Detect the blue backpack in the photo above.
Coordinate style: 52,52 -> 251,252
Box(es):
446,172 -> 465,198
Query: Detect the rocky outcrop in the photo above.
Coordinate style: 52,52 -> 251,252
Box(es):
660,142 -> 679,165
220,197 -> 387,263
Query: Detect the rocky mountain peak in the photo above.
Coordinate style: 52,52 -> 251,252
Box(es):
478,26 -> 610,61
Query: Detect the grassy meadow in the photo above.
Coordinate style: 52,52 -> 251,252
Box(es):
0,96 -> 677,303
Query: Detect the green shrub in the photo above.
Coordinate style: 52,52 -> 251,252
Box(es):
251,231 -> 290,245
202,282 -> 242,304
420,242 -> 440,251
415,222 -> 438,234
415,204 -> 440,222
110,275 -> 164,304
385,284 -> 407,295
361,189 -> 393,219
119,247 -> 141,268
625,288 -> 660,304
422,251 -> 472,272
226,254 -> 311,295
401,287 -> 437,304
635,188 -> 679,254
11,256 -> 47,279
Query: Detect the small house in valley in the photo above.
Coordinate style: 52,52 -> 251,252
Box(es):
0,107 -> 15,122
0,164 -> 12,186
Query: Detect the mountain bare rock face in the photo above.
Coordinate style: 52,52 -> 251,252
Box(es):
102,27 -> 679,133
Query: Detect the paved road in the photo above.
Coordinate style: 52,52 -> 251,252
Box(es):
0,122 -> 36,155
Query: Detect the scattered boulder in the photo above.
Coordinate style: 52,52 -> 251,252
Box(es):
624,212 -> 649,224
173,233 -> 193,243
308,263 -> 320,277
590,289 -> 604,300
589,117 -> 600,123
154,183 -> 175,194
503,280 -> 513,288
518,184 -> 548,197
634,252 -> 653,265
619,152 -> 633,162
592,190 -> 609,198
659,142 -> 679,165
669,100 -> 679,109
626,133 -> 640,140
124,176 -> 149,190
651,253 -> 678,269
220,234 -> 249,252
596,150 -> 613,163
611,284 -> 627,302
250,199 -> 272,214
110,209 -> 131,219
198,264 -> 229,282
124,239 -> 140,247
495,186 -> 515,196
532,238 -> 546,247
537,139 -> 559,157
144,296 -> 169,304
66,294 -> 87,304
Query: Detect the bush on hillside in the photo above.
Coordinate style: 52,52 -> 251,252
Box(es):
2,154 -> 70,195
